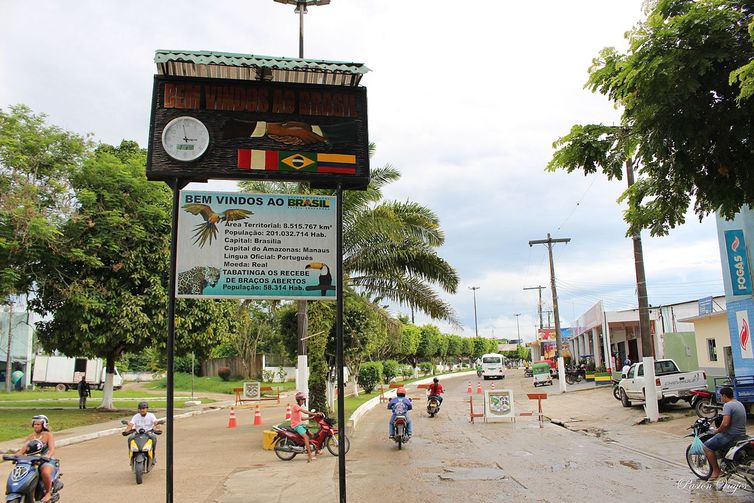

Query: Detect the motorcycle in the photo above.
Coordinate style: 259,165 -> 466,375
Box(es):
121,419 -> 163,484
391,415 -> 411,450
612,379 -> 622,400
524,367 -> 533,378
689,389 -> 723,418
476,368 -> 483,378
685,415 -> 754,490
564,367 -> 586,385
272,413 -> 350,461
426,395 -> 441,417
3,454 -> 64,503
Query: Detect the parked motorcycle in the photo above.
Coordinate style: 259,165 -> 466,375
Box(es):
685,415 -> 754,490
426,396 -> 441,417
612,379 -> 622,400
689,389 -> 723,418
121,419 -> 163,484
272,413 -> 350,461
565,367 -> 586,385
3,454 -> 64,503
391,415 -> 411,450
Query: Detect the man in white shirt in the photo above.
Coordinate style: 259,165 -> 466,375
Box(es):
125,402 -> 161,463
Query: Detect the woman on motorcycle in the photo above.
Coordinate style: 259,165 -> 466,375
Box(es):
388,387 -> 413,439
16,415 -> 57,502
291,391 -> 320,462
428,377 -> 444,405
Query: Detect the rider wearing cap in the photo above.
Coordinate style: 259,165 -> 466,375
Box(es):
125,402 -> 161,463
388,387 -> 413,439
291,391 -> 320,462
16,415 -> 57,502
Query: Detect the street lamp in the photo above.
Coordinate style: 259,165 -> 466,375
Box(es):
469,286 -> 480,337
273,0 -> 331,58
514,313 -> 521,341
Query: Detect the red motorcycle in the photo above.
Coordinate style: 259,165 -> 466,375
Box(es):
272,413 -> 351,461
689,389 -> 723,418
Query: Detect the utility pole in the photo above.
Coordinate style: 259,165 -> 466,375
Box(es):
514,313 -> 521,341
625,159 -> 654,357
523,286 -> 545,330
469,286 -> 480,337
529,234 -> 570,359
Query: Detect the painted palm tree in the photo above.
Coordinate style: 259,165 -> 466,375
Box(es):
240,160 -> 459,324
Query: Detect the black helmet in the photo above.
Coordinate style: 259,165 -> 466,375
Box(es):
138,401 -> 149,409
433,377 -> 439,383
26,439 -> 44,455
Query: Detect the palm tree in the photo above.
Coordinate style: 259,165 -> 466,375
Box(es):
240,161 -> 459,324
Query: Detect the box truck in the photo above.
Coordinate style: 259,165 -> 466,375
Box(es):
32,355 -> 123,391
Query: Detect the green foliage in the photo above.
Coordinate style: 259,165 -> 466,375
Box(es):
398,323 -> 421,360
357,361 -> 382,393
418,362 -> 433,376
417,324 -> 441,360
549,0 -> 754,236
517,345 -> 531,361
400,365 -> 414,379
217,368 -> 231,381
0,104 -> 90,301
446,335 -> 464,358
382,359 -> 400,384
262,370 -> 276,382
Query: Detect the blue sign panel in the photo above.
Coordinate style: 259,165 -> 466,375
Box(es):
726,298 -> 754,377
724,229 -> 753,296
698,296 -> 713,315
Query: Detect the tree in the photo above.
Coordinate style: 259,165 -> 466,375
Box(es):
32,141 -> 238,408
417,324 -> 441,362
548,0 -> 754,236
398,322 -> 421,364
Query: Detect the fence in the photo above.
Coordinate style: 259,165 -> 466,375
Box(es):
202,356 -> 263,379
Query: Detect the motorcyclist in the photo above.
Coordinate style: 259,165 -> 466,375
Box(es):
427,377 -> 444,405
388,387 -> 413,439
16,415 -> 57,502
290,391 -> 320,462
125,401 -> 161,464
703,386 -> 748,481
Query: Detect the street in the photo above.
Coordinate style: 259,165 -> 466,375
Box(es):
3,371 -> 753,502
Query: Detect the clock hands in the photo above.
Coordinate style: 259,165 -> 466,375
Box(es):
181,124 -> 197,142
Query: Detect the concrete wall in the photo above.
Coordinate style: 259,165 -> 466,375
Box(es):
662,332 -> 698,372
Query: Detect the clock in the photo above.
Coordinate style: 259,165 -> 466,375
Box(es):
161,116 -> 210,162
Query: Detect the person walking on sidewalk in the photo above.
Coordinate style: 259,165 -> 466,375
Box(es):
77,376 -> 91,409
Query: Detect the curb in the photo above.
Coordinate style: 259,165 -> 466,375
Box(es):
347,370 -> 476,431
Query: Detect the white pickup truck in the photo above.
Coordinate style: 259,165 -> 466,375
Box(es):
618,359 -> 707,408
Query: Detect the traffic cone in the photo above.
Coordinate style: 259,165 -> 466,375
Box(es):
227,407 -> 237,428
285,403 -> 292,421
491,382 -> 496,391
477,381 -> 482,394
466,381 -> 472,394
253,405 -> 263,426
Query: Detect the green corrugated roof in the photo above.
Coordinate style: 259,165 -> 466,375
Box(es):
154,50 -> 368,86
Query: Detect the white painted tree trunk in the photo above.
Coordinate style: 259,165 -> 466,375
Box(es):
99,372 -> 115,410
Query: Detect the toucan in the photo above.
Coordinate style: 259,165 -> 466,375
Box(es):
305,262 -> 335,295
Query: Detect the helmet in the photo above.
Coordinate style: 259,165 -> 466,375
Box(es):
31,415 -> 49,431
137,402 -> 149,409
433,377 -> 439,383
295,391 -> 307,401
26,440 -> 44,455
396,387 -> 406,396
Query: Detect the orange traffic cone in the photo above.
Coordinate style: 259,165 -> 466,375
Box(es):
491,382 -> 496,391
285,403 -> 292,421
476,381 -> 482,394
466,381 -> 472,394
228,407 -> 237,428
253,405 -> 263,426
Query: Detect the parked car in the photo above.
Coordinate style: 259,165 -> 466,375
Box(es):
617,359 -> 707,408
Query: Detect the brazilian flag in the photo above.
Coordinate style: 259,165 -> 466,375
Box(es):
279,152 -> 317,172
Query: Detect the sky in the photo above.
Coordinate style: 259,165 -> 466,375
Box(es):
0,1 -> 726,342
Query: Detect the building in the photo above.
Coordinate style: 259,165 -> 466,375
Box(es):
0,309 -> 35,389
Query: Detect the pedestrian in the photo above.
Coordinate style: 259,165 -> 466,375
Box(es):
77,376 -> 91,409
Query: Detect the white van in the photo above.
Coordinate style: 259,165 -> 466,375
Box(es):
480,353 -> 506,380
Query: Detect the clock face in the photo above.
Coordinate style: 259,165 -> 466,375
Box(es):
161,116 -> 210,162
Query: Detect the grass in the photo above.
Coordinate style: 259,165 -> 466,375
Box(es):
152,373 -> 296,394
0,409 -> 128,443
0,389 -> 165,401
0,398 -> 213,408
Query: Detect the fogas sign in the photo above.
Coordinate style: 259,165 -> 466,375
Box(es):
724,230 -> 753,296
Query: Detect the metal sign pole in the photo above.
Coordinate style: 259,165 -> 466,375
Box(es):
166,178 -> 187,503
336,184 -> 346,502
